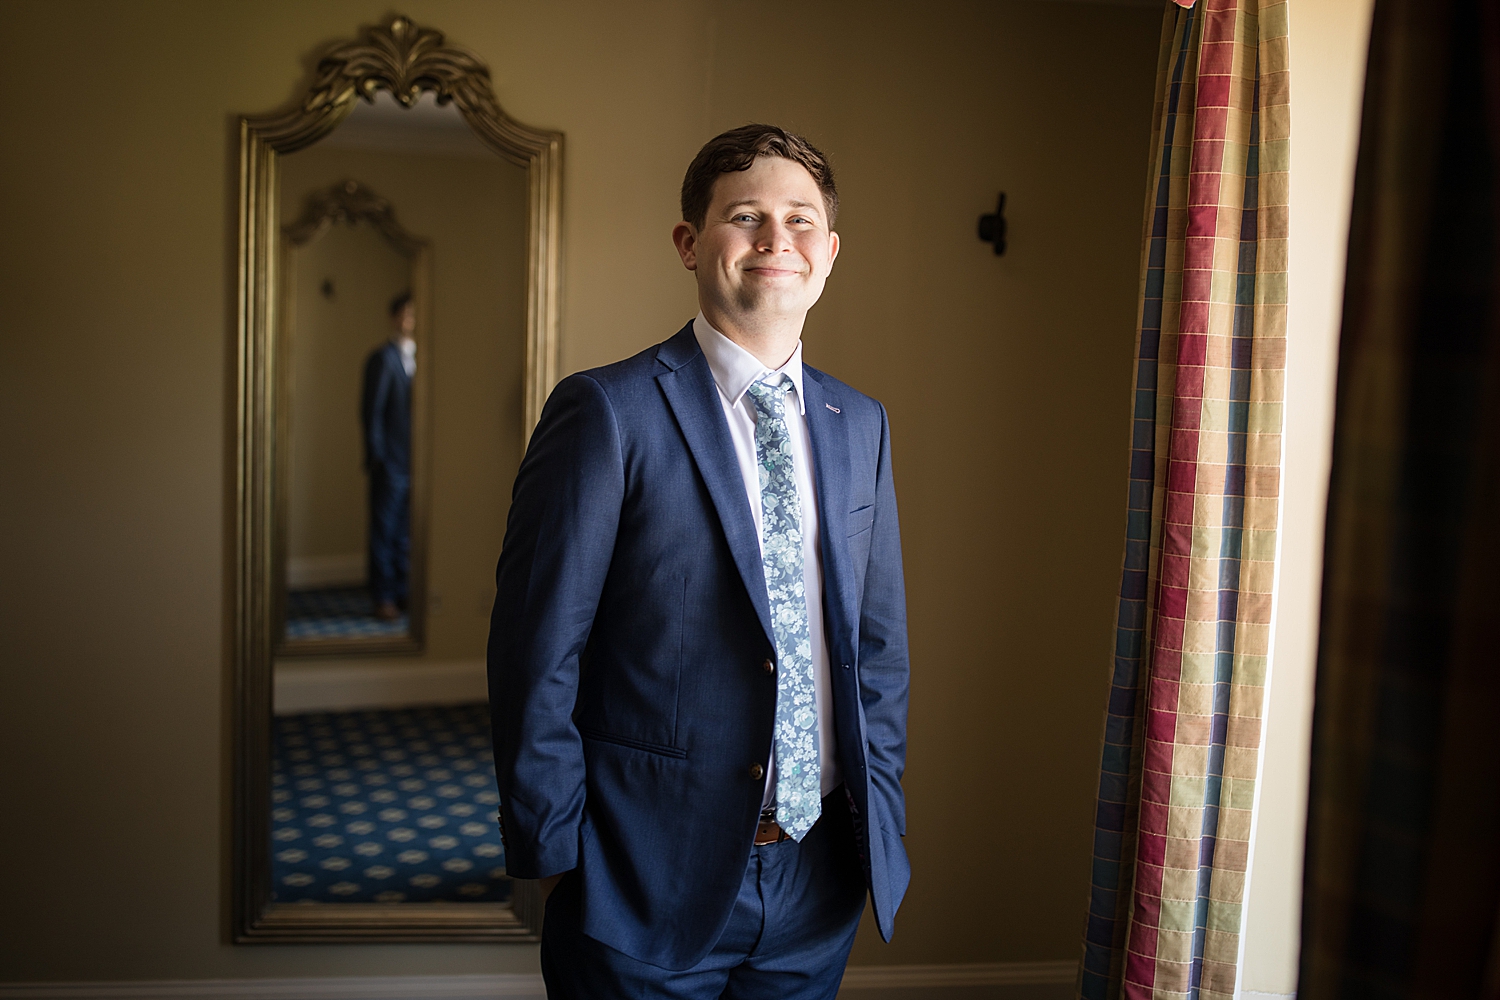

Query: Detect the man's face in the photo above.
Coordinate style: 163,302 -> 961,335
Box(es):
674,156 -> 839,327
392,302 -> 416,337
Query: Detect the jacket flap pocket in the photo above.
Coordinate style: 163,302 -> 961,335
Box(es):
578,727 -> 687,759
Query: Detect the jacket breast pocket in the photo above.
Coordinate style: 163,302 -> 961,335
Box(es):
846,504 -> 875,584
847,504 -> 875,539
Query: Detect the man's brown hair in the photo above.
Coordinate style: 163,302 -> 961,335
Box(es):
680,124 -> 838,230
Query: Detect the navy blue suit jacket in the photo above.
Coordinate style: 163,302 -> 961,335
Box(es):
488,323 -> 910,969
361,341 -> 411,473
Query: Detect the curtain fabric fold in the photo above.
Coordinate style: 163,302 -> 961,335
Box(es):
1078,2 -> 1289,998
1300,0 -> 1500,995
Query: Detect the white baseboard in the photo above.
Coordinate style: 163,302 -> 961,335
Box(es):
287,552 -> 365,589
0,962 -> 1078,1000
0,977 -> 534,1000
0,977 -> 538,1000
273,658 -> 488,715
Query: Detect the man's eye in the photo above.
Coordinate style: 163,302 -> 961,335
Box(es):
733,214 -> 756,223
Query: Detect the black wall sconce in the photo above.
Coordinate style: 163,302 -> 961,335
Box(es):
978,193 -> 1007,256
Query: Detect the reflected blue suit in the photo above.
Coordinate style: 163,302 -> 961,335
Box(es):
488,323 -> 910,972
361,341 -> 411,605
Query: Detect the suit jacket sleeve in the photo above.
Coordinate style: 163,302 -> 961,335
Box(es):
361,349 -> 389,469
859,402 -> 910,838
488,373 -> 624,879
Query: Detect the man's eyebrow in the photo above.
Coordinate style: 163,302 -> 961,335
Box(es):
720,199 -> 824,216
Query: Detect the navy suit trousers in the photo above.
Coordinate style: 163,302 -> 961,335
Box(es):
540,791 -> 866,1000
367,466 -> 409,605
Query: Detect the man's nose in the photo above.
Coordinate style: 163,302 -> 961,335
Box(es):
755,220 -> 794,252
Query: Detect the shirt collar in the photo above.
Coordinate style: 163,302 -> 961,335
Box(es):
692,312 -> 806,415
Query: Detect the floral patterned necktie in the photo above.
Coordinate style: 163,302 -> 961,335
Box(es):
745,375 -> 821,842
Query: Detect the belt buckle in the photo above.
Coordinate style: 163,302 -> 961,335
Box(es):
754,816 -> 786,846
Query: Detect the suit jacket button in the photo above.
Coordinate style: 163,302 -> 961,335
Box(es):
762,658 -> 775,675
749,763 -> 765,780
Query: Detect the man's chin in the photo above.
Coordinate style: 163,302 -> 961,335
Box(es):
731,291 -> 816,321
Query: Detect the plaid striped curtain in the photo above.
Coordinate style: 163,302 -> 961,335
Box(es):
1078,2 -> 1290,998
1300,0 -> 1500,995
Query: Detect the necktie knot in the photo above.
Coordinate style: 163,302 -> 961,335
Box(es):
745,374 -> 794,419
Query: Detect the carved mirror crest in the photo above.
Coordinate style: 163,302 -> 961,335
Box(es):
233,15 -> 558,942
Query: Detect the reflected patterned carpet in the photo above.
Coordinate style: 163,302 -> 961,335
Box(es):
271,703 -> 509,904
285,586 -> 409,641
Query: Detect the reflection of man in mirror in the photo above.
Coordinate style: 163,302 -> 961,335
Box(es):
491,125 -> 910,998
361,292 -> 415,622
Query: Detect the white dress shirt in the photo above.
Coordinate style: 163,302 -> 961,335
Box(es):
692,314 -> 842,808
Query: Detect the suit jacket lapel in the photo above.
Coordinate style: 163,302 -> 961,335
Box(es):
384,342 -> 411,386
656,327 -> 775,648
800,370 -> 857,662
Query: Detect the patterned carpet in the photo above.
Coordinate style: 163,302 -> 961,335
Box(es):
271,702 -> 509,903
285,586 -> 408,641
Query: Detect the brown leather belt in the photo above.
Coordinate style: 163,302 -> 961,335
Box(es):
754,818 -> 791,846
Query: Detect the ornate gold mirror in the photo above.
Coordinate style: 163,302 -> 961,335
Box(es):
233,14 -> 560,942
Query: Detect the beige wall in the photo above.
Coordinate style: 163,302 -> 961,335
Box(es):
0,0 -> 1168,983
280,143 -> 528,660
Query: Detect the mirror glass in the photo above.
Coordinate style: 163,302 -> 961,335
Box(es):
268,90 -> 527,908
280,184 -> 422,652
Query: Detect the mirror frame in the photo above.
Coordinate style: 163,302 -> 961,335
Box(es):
275,179 -> 433,659
232,14 -> 558,943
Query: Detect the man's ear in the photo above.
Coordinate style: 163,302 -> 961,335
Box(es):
827,230 -> 840,269
672,221 -> 699,271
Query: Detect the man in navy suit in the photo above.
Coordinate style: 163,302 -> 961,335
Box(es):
489,124 -> 910,999
361,293 -> 416,621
